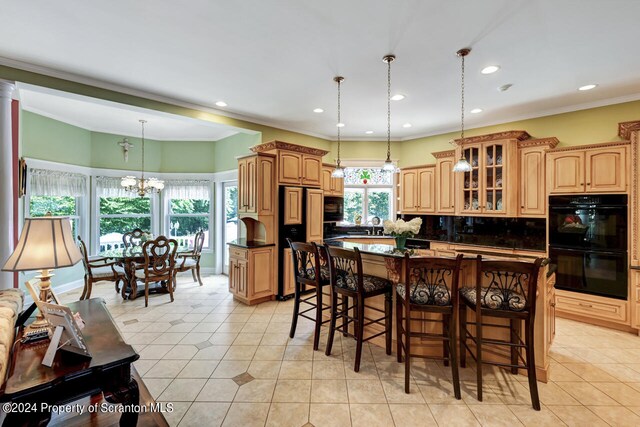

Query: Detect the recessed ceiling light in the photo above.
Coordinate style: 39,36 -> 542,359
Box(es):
578,84 -> 597,91
336,122 -> 345,128
313,108 -> 324,113
365,130 -> 374,134
470,108 -> 483,114
390,94 -> 405,101
481,65 -> 500,74
215,101 -> 227,107
402,123 -> 412,128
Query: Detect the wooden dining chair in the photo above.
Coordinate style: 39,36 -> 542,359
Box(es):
122,228 -> 146,248
459,256 -> 544,410
396,254 -> 463,396
77,236 -> 125,300
175,230 -> 205,286
134,236 -> 178,307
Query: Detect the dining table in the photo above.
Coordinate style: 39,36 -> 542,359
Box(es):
97,246 -> 192,300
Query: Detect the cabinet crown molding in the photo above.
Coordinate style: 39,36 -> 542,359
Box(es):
251,140 -> 329,156
432,149 -> 456,159
547,140 -> 630,153
454,130 -> 530,145
618,120 -> 640,140
518,137 -> 559,149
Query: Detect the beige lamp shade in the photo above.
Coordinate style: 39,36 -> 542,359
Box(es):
2,217 -> 82,272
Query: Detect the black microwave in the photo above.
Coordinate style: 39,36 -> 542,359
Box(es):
324,196 -> 344,222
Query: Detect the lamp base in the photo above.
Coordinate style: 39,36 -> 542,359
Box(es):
29,269 -> 55,329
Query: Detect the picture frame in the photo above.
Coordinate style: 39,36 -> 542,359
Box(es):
18,157 -> 26,198
37,301 -> 91,365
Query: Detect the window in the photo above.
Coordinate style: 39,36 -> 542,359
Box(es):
343,167 -> 394,224
164,180 -> 212,249
223,183 -> 238,273
28,168 -> 87,240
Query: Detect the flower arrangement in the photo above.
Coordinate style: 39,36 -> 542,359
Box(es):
383,218 -> 422,250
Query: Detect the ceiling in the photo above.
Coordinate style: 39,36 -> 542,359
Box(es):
2,0 -> 640,141
18,84 -> 241,141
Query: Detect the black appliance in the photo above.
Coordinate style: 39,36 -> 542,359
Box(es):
323,196 -> 344,222
277,187 -> 307,299
549,194 -> 627,300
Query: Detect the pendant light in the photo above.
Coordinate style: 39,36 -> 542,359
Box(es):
452,48 -> 473,173
121,120 -> 164,196
382,54 -> 396,172
332,76 -> 345,178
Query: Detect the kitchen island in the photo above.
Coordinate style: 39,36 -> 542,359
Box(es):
324,238 -> 555,382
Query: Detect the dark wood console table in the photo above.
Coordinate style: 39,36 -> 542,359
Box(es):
0,298 -> 140,426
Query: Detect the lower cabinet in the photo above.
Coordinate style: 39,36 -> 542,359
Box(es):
555,289 -> 628,324
632,270 -> 640,329
229,246 -> 275,305
282,248 -> 296,297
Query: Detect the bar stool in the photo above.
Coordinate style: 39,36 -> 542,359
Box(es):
459,256 -> 544,410
324,245 -> 393,372
287,239 -> 332,351
396,254 -> 463,396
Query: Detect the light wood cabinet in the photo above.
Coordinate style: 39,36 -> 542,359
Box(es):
632,132 -> 640,267
302,155 -> 322,187
547,144 -> 628,194
282,248 -> 296,297
632,270 -> 640,329
279,151 -> 302,185
321,165 -> 345,196
238,154 -> 275,216
519,146 -> 546,217
283,187 -> 303,225
456,137 -> 518,216
229,245 -> 275,305
306,188 -> 324,243
399,166 -> 435,214
585,146 -> 627,193
555,289 -> 628,325
434,151 -> 455,214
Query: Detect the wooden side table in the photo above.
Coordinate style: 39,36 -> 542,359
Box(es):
0,299 -> 140,426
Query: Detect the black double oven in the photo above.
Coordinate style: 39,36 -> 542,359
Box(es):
549,195 -> 628,300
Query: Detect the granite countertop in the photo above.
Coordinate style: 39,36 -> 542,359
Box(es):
227,239 -> 275,249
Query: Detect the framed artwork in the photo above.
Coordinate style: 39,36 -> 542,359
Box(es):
18,157 -> 27,198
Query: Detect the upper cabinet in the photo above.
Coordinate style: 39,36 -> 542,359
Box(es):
434,150 -> 455,214
399,166 -> 435,214
321,164 -> 345,196
547,143 -> 629,195
250,140 -> 328,188
455,132 -> 525,217
302,155 -> 322,186
238,154 -> 275,216
518,138 -> 559,217
283,187 -> 303,225
279,152 -> 303,185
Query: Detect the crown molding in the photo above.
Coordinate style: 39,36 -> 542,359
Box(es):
454,130 -> 530,145
517,137 -> 559,149
250,140 -> 329,156
432,149 -> 456,159
618,120 -> 640,140
548,140 -> 630,153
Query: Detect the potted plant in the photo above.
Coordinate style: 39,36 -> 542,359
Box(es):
382,218 -> 422,250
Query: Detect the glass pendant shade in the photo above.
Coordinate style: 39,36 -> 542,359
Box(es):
452,156 -> 472,172
331,166 -> 345,178
382,158 -> 396,172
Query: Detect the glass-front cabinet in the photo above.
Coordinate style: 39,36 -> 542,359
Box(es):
456,137 -> 518,216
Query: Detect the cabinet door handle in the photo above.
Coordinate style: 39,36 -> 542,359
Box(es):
587,182 -> 591,186
578,302 -> 592,308
550,302 -> 556,307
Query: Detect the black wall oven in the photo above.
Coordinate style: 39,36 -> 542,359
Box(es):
549,195 -> 627,300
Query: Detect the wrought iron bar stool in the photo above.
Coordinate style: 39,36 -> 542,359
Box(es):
287,239 -> 332,351
396,253 -> 463,396
459,255 -> 544,410
324,244 -> 393,372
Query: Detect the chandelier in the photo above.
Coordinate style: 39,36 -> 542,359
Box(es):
121,120 -> 164,197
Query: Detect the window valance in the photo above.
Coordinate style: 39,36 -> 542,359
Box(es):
29,168 -> 88,197
95,176 -> 138,198
163,180 -> 211,200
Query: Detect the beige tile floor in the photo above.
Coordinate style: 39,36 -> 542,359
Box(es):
60,274 -> 640,427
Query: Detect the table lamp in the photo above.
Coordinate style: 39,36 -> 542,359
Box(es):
2,216 -> 82,328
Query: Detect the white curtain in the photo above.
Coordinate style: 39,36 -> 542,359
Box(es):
29,168 -> 87,197
96,176 -> 138,198
163,180 -> 211,200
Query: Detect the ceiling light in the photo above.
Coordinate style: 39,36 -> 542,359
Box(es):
402,123 -> 412,128
313,108 -> 324,113
215,101 -> 227,107
365,130 -> 374,134
481,65 -> 500,74
332,76 -> 345,179
578,84 -> 597,91
453,48 -> 473,173
121,120 -> 164,197
390,94 -> 405,101
470,108 -> 483,114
